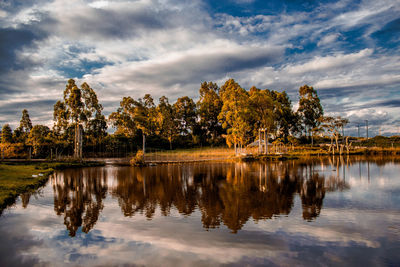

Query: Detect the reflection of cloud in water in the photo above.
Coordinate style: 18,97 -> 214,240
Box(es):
1,157 -> 400,266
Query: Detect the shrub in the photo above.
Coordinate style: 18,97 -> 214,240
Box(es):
130,150 -> 145,166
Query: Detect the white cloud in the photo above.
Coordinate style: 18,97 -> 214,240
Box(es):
1,0 -> 400,134
317,33 -> 341,46
285,49 -> 373,74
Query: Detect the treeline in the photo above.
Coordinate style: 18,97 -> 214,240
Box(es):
108,79 -> 325,151
1,78 -> 333,158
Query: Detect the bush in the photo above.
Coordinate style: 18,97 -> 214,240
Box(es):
130,150 -> 145,166
0,143 -> 27,158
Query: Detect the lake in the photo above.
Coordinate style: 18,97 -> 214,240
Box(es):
1,156 -> 399,266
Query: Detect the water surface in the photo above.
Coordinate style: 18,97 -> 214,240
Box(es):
1,156 -> 399,266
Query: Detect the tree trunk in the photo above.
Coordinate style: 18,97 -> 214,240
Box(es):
74,124 -> 83,159
234,141 -> 237,155
264,130 -> 268,154
258,128 -> 262,154
335,134 -> 339,151
142,133 -> 146,154
311,133 -> 314,147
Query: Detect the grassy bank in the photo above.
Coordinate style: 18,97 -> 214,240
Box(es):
144,147 -> 235,162
0,164 -> 52,212
0,160 -> 105,213
143,146 -> 400,164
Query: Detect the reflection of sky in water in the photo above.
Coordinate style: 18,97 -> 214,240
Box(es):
0,157 -> 399,266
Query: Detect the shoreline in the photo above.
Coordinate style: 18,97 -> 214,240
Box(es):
0,160 -> 105,214
0,149 -> 398,211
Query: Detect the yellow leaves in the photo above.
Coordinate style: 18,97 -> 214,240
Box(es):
0,143 -> 26,158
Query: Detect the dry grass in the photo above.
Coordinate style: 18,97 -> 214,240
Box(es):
144,147 -> 236,162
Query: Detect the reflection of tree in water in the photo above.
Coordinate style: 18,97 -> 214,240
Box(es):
300,173 -> 325,221
20,193 -> 31,208
49,159 -> 351,235
112,161 -> 348,233
112,165 -> 199,219
52,168 -> 108,237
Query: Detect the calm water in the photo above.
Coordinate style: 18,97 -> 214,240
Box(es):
1,157 -> 400,266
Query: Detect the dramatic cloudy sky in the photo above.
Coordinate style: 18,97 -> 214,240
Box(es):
1,0 -> 399,136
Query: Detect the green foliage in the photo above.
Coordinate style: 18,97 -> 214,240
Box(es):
53,100 -> 70,135
249,86 -> 276,135
54,79 -> 107,157
157,96 -> 178,149
19,109 -> 32,133
197,81 -> 223,145
109,97 -> 137,137
360,135 -> 400,147
218,79 -> 251,148
318,116 -> 349,149
173,96 -> 197,137
1,78 -> 348,157
1,124 -> 13,143
298,85 -> 324,136
27,125 -> 51,156
64,79 -> 85,124
273,91 -> 299,139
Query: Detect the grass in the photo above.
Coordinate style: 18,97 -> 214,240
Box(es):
0,160 -> 105,213
144,145 -> 400,163
144,147 -> 235,162
0,163 -> 52,211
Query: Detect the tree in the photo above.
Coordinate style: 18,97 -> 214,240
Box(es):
1,124 -> 13,143
297,85 -> 323,144
53,101 -> 70,136
135,94 -> 157,153
54,79 -> 105,158
273,91 -> 299,140
248,87 -> 276,153
27,125 -> 51,156
87,112 -> 107,152
109,94 -> 157,154
173,96 -> 197,139
13,109 -> 33,144
157,96 -> 178,149
19,109 -> 33,133
197,82 -> 223,145
319,116 -> 349,152
109,97 -> 137,137
218,79 -> 251,154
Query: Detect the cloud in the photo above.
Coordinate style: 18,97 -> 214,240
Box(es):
317,33 -> 341,46
83,44 -> 284,100
0,25 -> 47,72
285,49 -> 373,74
0,0 -> 399,135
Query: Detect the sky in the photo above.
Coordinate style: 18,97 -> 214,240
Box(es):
0,0 -> 399,136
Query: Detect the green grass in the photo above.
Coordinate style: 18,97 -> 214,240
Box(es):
0,163 -> 52,211
0,160 -> 105,212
